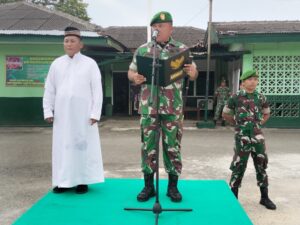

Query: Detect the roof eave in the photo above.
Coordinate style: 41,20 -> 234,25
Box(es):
0,33 -> 125,52
218,32 -> 300,45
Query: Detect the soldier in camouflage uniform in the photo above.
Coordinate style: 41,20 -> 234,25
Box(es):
222,69 -> 276,210
213,79 -> 231,126
128,11 -> 198,202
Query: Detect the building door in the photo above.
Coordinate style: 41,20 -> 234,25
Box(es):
184,71 -> 215,119
113,72 -> 129,115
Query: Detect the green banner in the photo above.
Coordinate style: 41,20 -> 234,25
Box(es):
6,56 -> 56,87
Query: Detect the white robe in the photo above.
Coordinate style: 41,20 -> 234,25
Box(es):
43,52 -> 104,187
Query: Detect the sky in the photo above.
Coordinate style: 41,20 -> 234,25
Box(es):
84,0 -> 300,29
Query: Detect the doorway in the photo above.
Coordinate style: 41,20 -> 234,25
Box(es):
113,72 -> 129,115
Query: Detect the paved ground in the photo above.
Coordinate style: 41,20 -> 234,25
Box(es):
0,117 -> 299,225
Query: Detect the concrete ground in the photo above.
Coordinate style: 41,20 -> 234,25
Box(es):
0,117 -> 299,225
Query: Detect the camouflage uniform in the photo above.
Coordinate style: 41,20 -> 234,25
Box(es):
129,38 -> 189,176
223,89 -> 270,188
214,86 -> 231,121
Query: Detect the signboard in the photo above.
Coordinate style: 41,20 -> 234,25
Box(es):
6,56 -> 56,87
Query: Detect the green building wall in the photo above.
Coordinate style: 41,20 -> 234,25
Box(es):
0,43 -> 63,125
242,42 -> 300,128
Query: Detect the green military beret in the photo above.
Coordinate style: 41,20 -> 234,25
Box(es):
150,11 -> 173,26
240,69 -> 259,80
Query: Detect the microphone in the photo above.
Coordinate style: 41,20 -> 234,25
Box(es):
151,30 -> 159,41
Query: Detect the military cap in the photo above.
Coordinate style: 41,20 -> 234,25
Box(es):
64,26 -> 81,39
221,77 -> 226,82
240,69 -> 259,80
150,11 -> 173,26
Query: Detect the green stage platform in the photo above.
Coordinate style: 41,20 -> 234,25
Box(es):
13,179 -> 253,225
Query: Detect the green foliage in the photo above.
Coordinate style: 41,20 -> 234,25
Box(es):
30,0 -> 58,6
0,0 -> 90,21
56,0 -> 90,21
0,0 -> 22,3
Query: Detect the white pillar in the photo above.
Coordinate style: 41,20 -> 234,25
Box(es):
147,0 -> 152,42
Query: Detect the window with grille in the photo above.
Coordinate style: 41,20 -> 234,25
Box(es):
253,55 -> 300,95
267,96 -> 300,118
253,55 -> 300,118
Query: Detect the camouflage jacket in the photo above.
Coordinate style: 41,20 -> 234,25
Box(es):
214,86 -> 231,105
223,89 -> 270,137
129,38 -> 189,115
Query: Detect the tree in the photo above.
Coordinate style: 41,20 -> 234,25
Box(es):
0,0 -> 22,3
0,0 -> 57,5
31,0 -> 58,6
0,0 -> 90,22
56,0 -> 90,21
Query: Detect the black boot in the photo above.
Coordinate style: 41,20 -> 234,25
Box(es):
137,173 -> 155,202
167,174 -> 182,202
231,187 -> 239,199
260,187 -> 276,210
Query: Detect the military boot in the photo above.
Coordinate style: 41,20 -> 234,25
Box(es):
259,187 -> 276,210
231,187 -> 239,199
137,173 -> 155,202
167,174 -> 182,202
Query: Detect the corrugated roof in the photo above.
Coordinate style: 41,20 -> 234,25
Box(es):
0,30 -> 99,37
0,1 -> 101,31
213,21 -> 300,35
102,26 -> 206,49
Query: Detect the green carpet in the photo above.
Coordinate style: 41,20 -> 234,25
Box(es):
13,179 -> 252,225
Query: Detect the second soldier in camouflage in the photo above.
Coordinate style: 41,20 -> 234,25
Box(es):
222,69 -> 276,210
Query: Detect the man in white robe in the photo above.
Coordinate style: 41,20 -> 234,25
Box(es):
43,27 -> 104,194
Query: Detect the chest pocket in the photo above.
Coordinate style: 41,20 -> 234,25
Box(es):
237,95 -> 263,121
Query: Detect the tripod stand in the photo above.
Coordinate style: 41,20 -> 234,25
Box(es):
124,39 -> 192,225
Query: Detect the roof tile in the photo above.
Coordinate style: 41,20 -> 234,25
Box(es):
103,26 -> 205,49
0,1 -> 98,31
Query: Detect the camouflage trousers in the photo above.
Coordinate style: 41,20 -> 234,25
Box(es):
214,103 -> 225,120
229,134 -> 269,188
140,114 -> 183,176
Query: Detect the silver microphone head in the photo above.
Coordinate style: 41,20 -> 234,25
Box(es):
152,30 -> 159,40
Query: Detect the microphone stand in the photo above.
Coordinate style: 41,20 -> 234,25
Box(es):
124,38 -> 192,225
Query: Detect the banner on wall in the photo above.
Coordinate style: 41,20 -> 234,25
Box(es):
6,56 -> 56,87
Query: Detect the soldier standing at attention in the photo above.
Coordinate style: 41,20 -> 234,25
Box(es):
222,69 -> 276,210
128,11 -> 198,202
213,78 -> 231,126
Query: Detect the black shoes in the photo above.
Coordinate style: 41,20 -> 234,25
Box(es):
231,187 -> 239,199
260,187 -> 276,210
167,174 -> 182,202
231,186 -> 276,210
137,186 -> 155,202
137,173 -> 156,202
53,185 -> 88,194
137,173 -> 182,202
76,185 -> 88,194
260,198 -> 276,210
53,186 -> 69,193
137,173 -> 183,202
